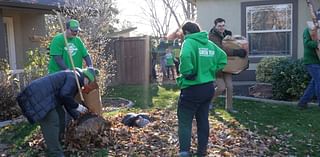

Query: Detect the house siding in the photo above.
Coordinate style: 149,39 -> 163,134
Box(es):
1,8 -> 47,69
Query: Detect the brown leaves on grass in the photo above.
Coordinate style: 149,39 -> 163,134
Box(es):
24,109 -> 281,156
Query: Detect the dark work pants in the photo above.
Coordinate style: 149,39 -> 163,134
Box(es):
39,105 -> 65,157
299,64 -> 320,106
177,82 -> 214,155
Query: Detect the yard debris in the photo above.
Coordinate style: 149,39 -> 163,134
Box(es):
65,113 -> 112,149
19,109 -> 281,156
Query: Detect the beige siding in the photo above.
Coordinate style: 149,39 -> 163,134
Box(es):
3,8 -> 46,69
197,0 -> 310,60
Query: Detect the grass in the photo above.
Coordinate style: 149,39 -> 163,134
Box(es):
213,98 -> 320,156
1,84 -> 320,156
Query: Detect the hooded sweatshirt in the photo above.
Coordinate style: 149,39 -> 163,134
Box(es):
303,28 -> 320,65
177,31 -> 227,89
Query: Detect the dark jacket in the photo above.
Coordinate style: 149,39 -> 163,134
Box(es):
16,69 -> 85,124
209,28 -> 232,49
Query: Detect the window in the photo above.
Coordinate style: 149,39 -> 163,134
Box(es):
246,4 -> 292,57
3,17 -> 16,70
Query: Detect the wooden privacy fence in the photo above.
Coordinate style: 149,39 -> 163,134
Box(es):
108,36 -> 151,85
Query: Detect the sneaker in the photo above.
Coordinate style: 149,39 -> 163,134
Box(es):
297,103 -> 308,109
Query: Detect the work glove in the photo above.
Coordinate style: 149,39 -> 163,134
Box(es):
76,104 -> 88,114
232,49 -> 247,58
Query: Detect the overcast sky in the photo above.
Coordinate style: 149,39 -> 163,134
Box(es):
116,0 -> 154,35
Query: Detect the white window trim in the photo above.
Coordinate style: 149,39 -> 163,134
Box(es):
3,17 -> 16,70
246,3 -> 293,58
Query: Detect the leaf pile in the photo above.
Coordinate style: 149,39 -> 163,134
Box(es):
23,109 -> 282,156
65,113 -> 112,150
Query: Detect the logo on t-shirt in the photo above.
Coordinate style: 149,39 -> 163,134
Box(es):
64,43 -> 78,56
199,48 -> 215,57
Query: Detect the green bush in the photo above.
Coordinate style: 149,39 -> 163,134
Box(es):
24,48 -> 49,82
256,57 -> 287,83
271,58 -> 310,100
0,59 -> 21,121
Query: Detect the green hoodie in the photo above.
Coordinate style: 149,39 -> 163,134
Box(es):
303,28 -> 320,65
177,31 -> 227,89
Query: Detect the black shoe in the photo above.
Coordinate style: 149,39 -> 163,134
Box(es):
297,103 -> 308,109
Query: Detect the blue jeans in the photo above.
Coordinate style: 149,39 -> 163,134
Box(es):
177,82 -> 214,156
299,64 -> 320,105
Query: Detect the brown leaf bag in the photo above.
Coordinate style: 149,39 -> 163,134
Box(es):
222,35 -> 249,74
75,82 -> 102,115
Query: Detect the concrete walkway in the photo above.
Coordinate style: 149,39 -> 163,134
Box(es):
0,115 -> 27,128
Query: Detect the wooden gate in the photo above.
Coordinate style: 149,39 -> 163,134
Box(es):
109,36 -> 151,85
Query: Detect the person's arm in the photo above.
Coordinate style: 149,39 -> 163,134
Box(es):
50,34 -> 68,70
180,40 -> 196,80
84,55 -> 93,67
53,55 -> 69,70
59,73 -> 85,119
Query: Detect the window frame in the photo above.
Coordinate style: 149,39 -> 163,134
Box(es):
241,0 -> 298,63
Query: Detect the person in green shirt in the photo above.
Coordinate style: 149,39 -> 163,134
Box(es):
46,19 -> 94,155
176,21 -> 227,157
165,47 -> 175,80
48,19 -> 93,74
173,39 -> 181,75
298,26 -> 320,109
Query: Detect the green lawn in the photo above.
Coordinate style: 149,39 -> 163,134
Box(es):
1,84 -> 320,156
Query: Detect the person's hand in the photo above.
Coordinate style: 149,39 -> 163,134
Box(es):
224,35 -> 232,40
76,104 -> 88,113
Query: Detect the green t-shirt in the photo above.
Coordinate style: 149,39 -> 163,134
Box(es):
48,33 -> 89,73
173,48 -> 181,58
165,53 -> 174,66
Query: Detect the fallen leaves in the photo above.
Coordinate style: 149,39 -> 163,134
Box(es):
19,109 -> 284,156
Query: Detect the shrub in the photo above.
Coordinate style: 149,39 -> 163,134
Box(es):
0,59 -> 21,121
24,48 -> 49,82
256,57 -> 287,83
271,58 -> 310,100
